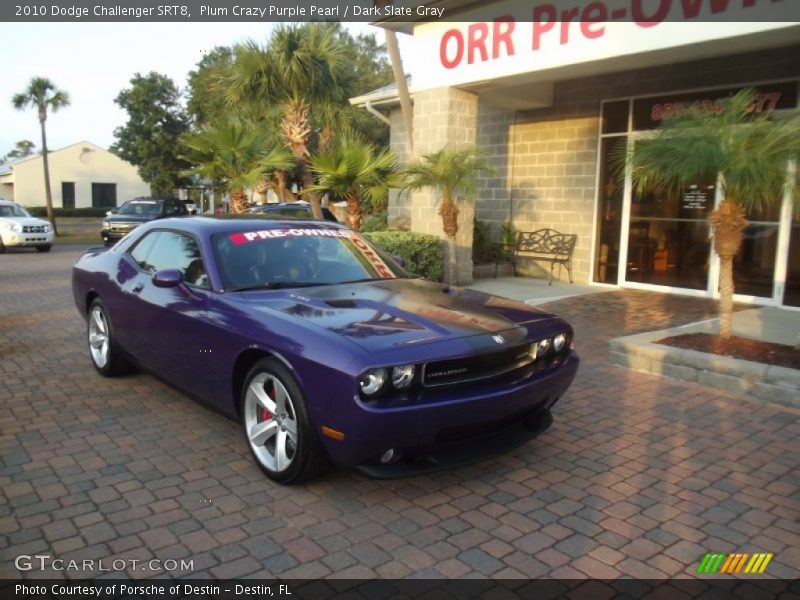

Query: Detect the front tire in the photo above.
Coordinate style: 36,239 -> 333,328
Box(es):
36,244 -> 51,253
87,299 -> 132,377
241,358 -> 327,484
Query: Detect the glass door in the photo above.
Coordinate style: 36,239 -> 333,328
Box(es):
624,141 -> 714,290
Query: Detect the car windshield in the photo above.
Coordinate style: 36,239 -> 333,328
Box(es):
118,200 -> 163,216
0,204 -> 31,218
213,227 -> 410,291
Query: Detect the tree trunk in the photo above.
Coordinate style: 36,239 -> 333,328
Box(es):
446,236 -> 457,285
710,199 -> 748,341
39,117 -> 57,235
717,253 -> 735,339
346,191 -> 362,231
230,187 -> 249,214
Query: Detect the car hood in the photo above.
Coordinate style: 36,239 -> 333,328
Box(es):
239,278 -> 552,352
0,216 -> 50,227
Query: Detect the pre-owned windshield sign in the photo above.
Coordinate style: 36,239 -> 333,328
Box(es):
229,228 -> 352,245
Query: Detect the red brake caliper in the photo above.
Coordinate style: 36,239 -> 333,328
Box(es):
260,381 -> 275,422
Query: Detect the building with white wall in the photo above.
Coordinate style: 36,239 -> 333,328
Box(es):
353,0 -> 800,309
0,141 -> 149,209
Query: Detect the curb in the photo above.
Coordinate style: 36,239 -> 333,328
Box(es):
609,329 -> 800,408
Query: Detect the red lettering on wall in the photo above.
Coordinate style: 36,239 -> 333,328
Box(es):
492,18 -> 515,59
467,23 -> 489,64
581,2 -> 607,39
440,28 -> 464,69
632,0 -> 671,27
532,4 -> 556,50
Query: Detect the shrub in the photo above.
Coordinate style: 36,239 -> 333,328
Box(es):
472,218 -> 497,264
360,211 -> 388,232
366,231 -> 444,282
27,206 -> 110,218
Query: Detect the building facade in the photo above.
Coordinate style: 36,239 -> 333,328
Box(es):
0,141 -> 149,209
354,1 -> 800,309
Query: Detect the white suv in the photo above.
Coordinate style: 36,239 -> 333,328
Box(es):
0,199 -> 55,253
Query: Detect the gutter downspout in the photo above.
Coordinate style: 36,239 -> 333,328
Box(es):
364,101 -> 391,126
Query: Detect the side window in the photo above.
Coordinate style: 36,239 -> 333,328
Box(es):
130,231 -> 162,272
130,231 -> 209,288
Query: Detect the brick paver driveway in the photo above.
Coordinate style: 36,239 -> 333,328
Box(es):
2,246 -> 798,580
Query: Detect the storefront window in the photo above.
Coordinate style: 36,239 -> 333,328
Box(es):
593,138 -> 625,283
733,198 -> 781,299
784,218 -> 800,307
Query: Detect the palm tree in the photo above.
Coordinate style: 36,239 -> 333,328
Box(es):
403,147 -> 493,284
624,88 -> 800,339
307,131 -> 400,230
12,78 -> 70,234
225,24 -> 346,219
180,120 -> 293,213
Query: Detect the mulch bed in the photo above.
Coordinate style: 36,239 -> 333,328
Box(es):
656,332 -> 800,370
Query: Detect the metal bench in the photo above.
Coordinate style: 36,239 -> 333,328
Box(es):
495,228 -> 577,285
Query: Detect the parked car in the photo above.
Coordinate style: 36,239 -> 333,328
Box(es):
249,201 -> 338,222
72,217 -> 579,483
101,198 -> 189,246
0,198 -> 54,253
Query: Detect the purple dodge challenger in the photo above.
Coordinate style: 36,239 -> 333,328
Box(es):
72,217 -> 579,483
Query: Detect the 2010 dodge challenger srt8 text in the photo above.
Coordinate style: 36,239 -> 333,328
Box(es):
72,218 -> 579,483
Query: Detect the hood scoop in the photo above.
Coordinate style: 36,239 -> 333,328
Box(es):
326,299 -> 358,309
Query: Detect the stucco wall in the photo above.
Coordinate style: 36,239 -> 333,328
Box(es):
9,142 -> 149,208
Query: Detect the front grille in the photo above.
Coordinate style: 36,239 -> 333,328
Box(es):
422,343 -> 532,387
111,223 -> 138,233
23,225 -> 46,233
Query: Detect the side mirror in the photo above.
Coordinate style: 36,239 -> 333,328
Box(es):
391,255 -> 405,268
152,269 -> 183,288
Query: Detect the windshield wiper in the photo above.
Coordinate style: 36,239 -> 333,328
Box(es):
231,281 -> 328,292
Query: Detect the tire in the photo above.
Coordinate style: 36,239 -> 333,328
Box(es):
0,238 -> 5,254
36,244 -> 52,253
241,358 -> 327,484
87,298 -> 132,377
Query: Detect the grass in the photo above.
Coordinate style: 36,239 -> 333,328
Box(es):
52,217 -> 102,246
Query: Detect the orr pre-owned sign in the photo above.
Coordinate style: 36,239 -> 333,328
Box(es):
410,0 -> 799,91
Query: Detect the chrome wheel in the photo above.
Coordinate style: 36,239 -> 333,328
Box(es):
243,372 -> 298,473
89,304 -> 110,369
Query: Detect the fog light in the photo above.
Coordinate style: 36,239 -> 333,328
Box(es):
380,448 -> 399,464
553,333 -> 567,352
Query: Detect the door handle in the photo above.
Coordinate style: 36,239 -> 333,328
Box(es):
133,283 -> 144,293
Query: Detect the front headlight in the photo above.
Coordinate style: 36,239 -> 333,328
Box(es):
391,365 -> 415,390
536,338 -> 551,358
42,223 -> 51,233
102,221 -> 111,230
2,222 -> 21,233
553,333 -> 567,352
359,368 -> 387,396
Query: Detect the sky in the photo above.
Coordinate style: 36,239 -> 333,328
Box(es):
0,22 -> 399,157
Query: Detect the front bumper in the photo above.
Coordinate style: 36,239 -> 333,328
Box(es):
1,231 -> 55,247
320,351 -> 579,474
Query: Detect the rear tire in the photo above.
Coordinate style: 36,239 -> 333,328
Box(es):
36,244 -> 51,253
241,358 -> 328,484
87,298 -> 132,377
0,238 -> 5,254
